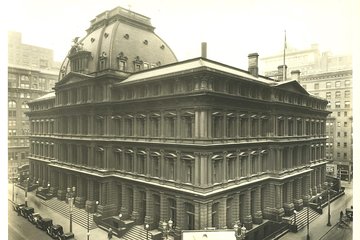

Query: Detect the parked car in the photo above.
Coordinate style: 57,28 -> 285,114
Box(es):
346,207 -> 353,221
47,224 -> 75,240
20,207 -> 34,218
28,212 -> 41,224
36,217 -> 53,231
13,203 -> 25,212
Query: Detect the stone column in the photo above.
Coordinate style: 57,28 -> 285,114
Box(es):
57,172 -> 66,200
243,189 -> 252,229
232,194 -> 240,225
131,187 -> 140,223
160,192 -> 168,222
274,183 -> 285,221
176,151 -> 181,183
175,196 -> 185,230
97,181 -> 117,218
85,178 -> 96,213
222,152 -> 227,182
293,178 -> 304,211
283,181 -> 295,216
253,186 -> 263,224
75,175 -> 85,208
145,189 -> 155,228
303,174 -> 311,205
218,197 -> 227,228
120,185 -> 130,219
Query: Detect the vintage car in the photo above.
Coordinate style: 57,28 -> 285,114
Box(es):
36,217 -> 53,231
13,203 -> 25,212
346,207 -> 353,221
28,212 -> 41,224
20,207 -> 34,218
47,224 -> 75,240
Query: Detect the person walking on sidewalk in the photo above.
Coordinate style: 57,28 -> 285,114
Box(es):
108,227 -> 113,239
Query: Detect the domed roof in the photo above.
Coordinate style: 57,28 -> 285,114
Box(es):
59,6 -> 177,79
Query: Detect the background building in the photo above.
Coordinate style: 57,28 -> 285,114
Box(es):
8,31 -> 60,179
26,7 -> 331,240
260,45 -> 352,181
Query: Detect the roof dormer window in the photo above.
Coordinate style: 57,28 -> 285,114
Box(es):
133,56 -> 143,72
68,39 -> 92,74
99,51 -> 108,71
117,52 -> 128,71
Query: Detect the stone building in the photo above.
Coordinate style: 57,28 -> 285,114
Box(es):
260,44 -> 352,181
8,31 -> 59,178
26,6 -> 330,239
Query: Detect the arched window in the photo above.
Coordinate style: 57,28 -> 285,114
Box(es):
9,100 -> 16,108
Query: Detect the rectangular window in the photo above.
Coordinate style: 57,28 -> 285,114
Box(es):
134,63 -> 141,72
345,80 -> 350,87
326,92 -> 331,99
337,142 -> 340,147
314,83 -> 319,90
344,142 -> 347,148
118,60 -> 127,71
344,90 -> 350,98
337,132 -> 341,137
335,81 -> 341,87
335,101 -> 341,108
344,122 -> 348,127
337,112 -> 341,117
344,101 -> 350,108
335,91 -> 341,98
326,82 -> 331,88
344,132 -> 347,137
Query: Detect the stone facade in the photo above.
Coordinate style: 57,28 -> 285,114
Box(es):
26,6 -> 330,240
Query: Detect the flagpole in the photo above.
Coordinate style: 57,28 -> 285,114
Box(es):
283,30 -> 286,81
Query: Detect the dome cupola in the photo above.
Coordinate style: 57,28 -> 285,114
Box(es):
59,6 -> 178,79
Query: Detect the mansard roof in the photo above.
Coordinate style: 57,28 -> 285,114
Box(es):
59,6 -> 177,79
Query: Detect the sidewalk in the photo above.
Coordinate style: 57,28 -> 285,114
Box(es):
8,184 -> 120,240
280,181 -> 353,240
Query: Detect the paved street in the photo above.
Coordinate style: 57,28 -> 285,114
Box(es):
8,201 -> 53,240
280,180 -> 353,240
8,183 -> 120,240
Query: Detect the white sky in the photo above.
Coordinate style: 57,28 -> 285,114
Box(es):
4,0 -> 357,70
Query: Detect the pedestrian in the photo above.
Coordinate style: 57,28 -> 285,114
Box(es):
340,210 -> 344,222
108,227 -> 113,240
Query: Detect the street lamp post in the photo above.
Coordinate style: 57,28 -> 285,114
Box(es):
145,223 -> 150,240
66,186 -> 76,233
306,205 -> 310,240
25,177 -> 29,207
234,223 -> 246,240
324,182 -> 334,226
161,219 -> 173,239
12,173 -> 15,202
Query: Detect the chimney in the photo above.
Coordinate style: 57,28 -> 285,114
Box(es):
291,70 -> 301,81
277,65 -> 287,81
248,53 -> 259,77
201,42 -> 207,58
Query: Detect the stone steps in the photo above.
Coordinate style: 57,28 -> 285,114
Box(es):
121,225 -> 154,240
39,197 -> 97,230
289,207 -> 320,230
